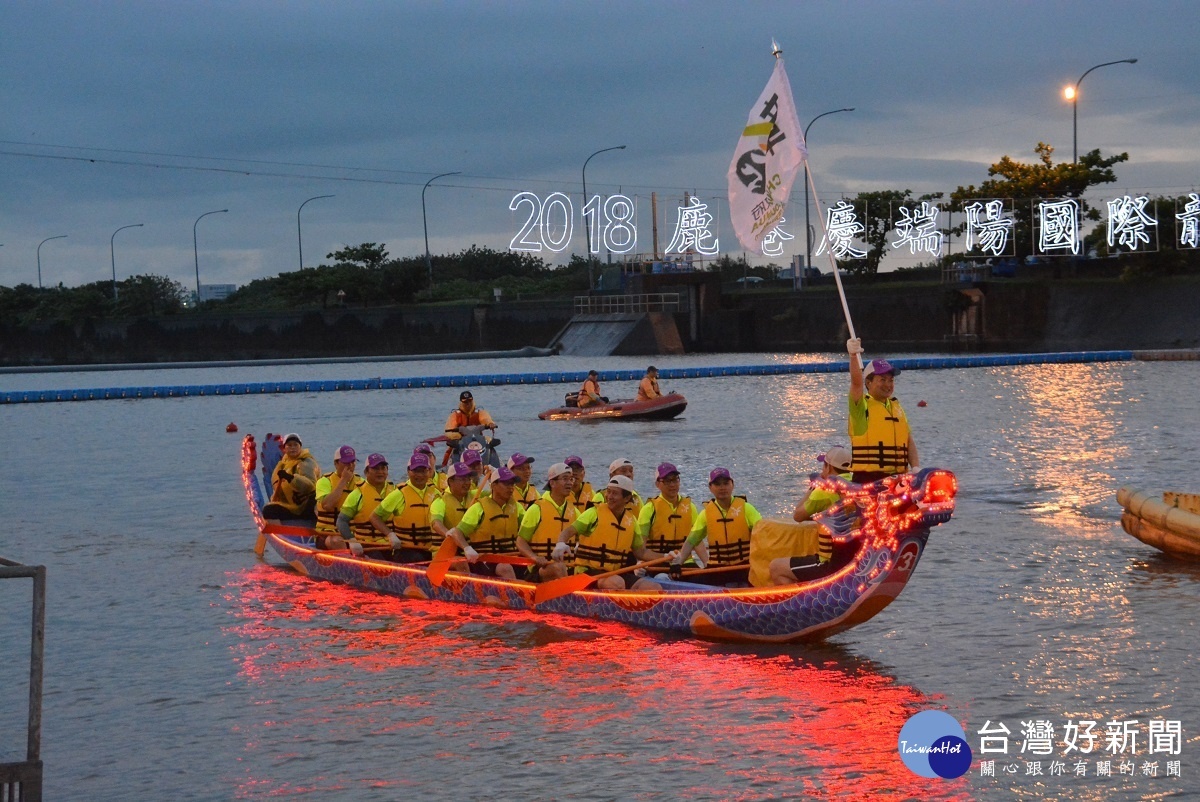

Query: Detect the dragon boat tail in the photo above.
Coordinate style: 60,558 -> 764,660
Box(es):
243,435 -> 957,643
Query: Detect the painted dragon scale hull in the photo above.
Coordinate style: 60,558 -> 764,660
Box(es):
242,435 -> 956,643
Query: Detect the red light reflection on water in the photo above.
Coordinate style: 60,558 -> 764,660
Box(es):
225,565 -> 971,800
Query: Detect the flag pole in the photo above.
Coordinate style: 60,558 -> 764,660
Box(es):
806,167 -> 859,345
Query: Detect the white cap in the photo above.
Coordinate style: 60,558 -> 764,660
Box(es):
607,475 -> 635,494
819,446 -> 853,472
547,462 -> 572,481
608,458 -> 634,475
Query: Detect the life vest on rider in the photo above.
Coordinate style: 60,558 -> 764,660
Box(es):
315,471 -> 362,534
636,376 -> 661,402
446,408 -> 486,430
642,494 -> 694,553
574,505 -> 639,573
346,479 -> 397,543
703,496 -> 752,565
466,496 -> 521,554
389,482 -> 438,550
270,450 -> 318,514
849,395 -> 911,475
570,481 -> 595,510
513,483 -> 539,509
437,488 -> 473,531
577,378 -> 602,408
525,495 -> 578,559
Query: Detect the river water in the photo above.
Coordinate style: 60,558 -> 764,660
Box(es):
1,353 -> 1197,800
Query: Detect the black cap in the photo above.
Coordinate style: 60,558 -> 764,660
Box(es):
460,390 -> 473,401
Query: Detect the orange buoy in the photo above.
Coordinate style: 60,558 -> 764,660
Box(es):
226,422 -> 239,432
917,401 -> 927,407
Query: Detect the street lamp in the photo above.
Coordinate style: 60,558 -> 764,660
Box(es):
1065,59 -> 1137,163
297,195 -> 334,270
803,108 -> 854,281
422,172 -> 460,289
110,223 -> 144,302
37,235 -> 67,289
582,145 -> 626,290
193,209 -> 228,302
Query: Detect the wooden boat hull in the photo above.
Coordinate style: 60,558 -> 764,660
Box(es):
538,393 -> 687,421
242,435 -> 956,643
1117,486 -> 1200,561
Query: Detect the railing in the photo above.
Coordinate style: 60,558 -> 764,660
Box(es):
0,557 -> 45,802
942,263 -> 993,283
573,293 -> 682,315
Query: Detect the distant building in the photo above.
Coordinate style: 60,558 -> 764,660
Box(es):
198,283 -> 237,303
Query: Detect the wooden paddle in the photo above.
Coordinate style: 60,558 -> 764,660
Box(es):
426,537 -> 461,587
533,555 -> 674,605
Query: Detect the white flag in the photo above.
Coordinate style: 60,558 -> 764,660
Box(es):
727,58 -> 808,254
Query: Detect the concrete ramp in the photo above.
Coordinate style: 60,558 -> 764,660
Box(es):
551,312 -> 684,356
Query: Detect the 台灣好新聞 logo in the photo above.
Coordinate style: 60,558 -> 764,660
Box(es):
898,710 -> 973,779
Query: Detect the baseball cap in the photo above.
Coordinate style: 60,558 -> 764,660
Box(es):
607,475 -> 634,494
818,446 -> 853,472
447,462 -> 473,479
462,450 -> 482,465
547,462 -> 572,481
284,433 -> 302,445
506,453 -> 534,469
408,453 -> 431,470
459,390 -> 473,401
366,453 -> 388,469
335,445 -> 356,463
609,458 -> 634,475
493,466 -> 517,484
656,462 -> 680,481
709,467 -> 732,483
413,443 -> 434,456
863,359 -> 899,379
564,455 -> 584,468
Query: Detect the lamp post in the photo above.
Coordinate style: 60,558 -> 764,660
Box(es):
297,195 -> 334,270
1065,59 -> 1137,163
110,223 -> 144,302
37,235 -> 67,289
193,209 -> 228,302
582,145 -> 626,290
803,108 -> 854,281
422,172 -> 459,289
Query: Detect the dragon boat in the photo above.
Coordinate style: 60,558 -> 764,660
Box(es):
243,435 -> 957,643
1117,487 -> 1200,561
537,392 -> 687,421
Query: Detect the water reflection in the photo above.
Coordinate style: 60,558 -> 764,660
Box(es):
224,563 -> 969,800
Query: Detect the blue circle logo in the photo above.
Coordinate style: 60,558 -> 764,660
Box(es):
898,710 -> 973,779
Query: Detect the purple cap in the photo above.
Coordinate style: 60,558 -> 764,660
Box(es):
863,358 -> 899,379
564,455 -> 584,468
709,467 -> 732,483
656,462 -> 680,480
335,445 -> 356,463
366,453 -> 388,469
462,450 -> 482,465
447,462 -> 473,479
414,443 -> 434,456
506,453 -> 534,468
408,453 -> 431,470
493,466 -> 517,483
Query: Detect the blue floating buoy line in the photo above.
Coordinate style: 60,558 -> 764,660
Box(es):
0,350 -> 1164,405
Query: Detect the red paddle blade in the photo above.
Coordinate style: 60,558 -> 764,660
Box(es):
426,538 -> 459,587
533,572 -> 594,605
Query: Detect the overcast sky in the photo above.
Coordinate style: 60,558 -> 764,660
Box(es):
3,0 -> 1197,290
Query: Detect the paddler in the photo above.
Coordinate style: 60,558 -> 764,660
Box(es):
552,474 -> 669,591
336,453 -> 397,557
444,466 -> 522,579
846,339 -> 919,482
506,453 -> 538,508
414,443 -> 446,491
591,458 -> 643,516
370,452 -> 440,561
672,467 -> 761,569
430,462 -> 476,543
314,445 -> 361,549
636,365 -> 662,402
564,455 -> 594,511
576,370 -> 605,408
263,432 -> 320,523
515,462 -> 577,582
636,462 -> 703,564
768,446 -> 850,584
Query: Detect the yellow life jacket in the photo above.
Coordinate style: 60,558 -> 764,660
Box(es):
574,504 -> 639,573
570,481 -> 595,510
513,483 -> 539,509
347,479 -> 397,543
437,488 -> 473,531
389,482 -> 438,550
849,395 -> 911,475
704,497 -> 752,565
315,471 -> 362,534
526,494 -> 578,559
467,496 -> 521,554
270,450 -> 319,514
643,494 -> 695,553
